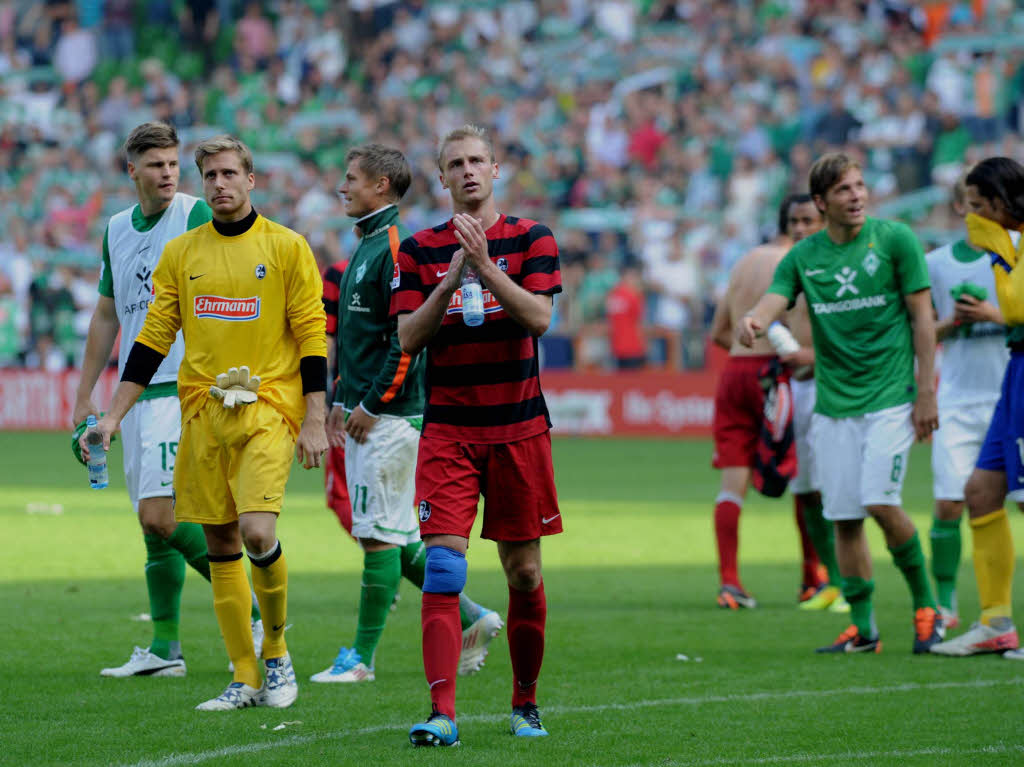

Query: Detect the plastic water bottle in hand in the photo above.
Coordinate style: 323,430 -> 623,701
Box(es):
85,414 -> 109,489
461,269 -> 484,327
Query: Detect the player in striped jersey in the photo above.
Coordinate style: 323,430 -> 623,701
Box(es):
321,258 -> 352,534
310,144 -> 500,685
392,125 -> 561,746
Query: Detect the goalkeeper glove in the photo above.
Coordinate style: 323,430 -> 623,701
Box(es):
209,366 -> 261,408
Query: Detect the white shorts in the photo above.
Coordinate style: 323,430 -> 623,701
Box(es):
120,396 -> 181,512
813,403 -> 914,521
789,377 -> 818,494
932,400 -> 998,501
345,416 -> 422,546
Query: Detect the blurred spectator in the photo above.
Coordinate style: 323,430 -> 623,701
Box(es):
53,17 -> 97,85
606,260 -> 646,370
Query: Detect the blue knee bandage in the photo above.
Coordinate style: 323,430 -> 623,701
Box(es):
422,546 -> 467,594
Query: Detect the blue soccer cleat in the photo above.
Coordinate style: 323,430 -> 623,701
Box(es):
510,702 -> 549,737
409,709 -> 460,747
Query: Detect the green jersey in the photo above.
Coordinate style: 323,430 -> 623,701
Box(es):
332,205 -> 425,418
767,217 -> 930,418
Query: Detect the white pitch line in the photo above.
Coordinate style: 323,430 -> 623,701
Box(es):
121,676 -> 1024,767
628,744 -> 1024,767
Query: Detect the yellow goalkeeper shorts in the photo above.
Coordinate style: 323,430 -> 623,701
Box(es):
174,399 -> 295,524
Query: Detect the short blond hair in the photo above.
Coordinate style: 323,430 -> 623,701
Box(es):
437,124 -> 494,170
194,135 -> 254,175
809,152 -> 862,201
347,143 -> 412,200
124,121 -> 178,162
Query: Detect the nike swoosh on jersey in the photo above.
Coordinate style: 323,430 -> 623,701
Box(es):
436,269 -> 448,277
804,269 -> 825,276
189,273 -> 206,280
541,514 -> 561,524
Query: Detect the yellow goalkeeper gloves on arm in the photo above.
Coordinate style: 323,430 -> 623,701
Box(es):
209,366 -> 261,408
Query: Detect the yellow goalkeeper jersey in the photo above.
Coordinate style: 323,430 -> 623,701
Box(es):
136,214 -> 327,435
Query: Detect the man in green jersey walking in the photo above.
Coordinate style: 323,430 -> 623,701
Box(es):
311,144 -> 501,683
740,152 -> 944,654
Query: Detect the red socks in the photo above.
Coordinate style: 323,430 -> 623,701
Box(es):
421,592 -> 460,719
714,498 -> 742,587
508,581 -> 546,708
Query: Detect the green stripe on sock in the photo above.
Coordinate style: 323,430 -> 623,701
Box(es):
841,576 -> 876,639
353,548 -> 401,664
144,533 -> 186,657
890,531 -> 937,611
929,517 -> 962,611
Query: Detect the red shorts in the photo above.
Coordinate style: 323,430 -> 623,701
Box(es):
415,431 -> 562,542
712,355 -> 774,469
324,444 -> 353,536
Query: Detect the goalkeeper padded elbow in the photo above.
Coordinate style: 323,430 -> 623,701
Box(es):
209,366 -> 261,408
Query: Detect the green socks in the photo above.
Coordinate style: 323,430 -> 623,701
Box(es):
929,517 -> 962,611
400,540 -> 483,630
801,498 -> 840,586
890,531 -> 937,611
143,533 -> 186,660
841,576 -> 877,639
165,521 -> 211,581
353,548 -> 402,665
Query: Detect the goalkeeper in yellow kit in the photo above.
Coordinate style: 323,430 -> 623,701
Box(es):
83,136 -> 329,709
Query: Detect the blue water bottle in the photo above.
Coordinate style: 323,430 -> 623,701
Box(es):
85,414 -> 109,489
461,269 -> 484,327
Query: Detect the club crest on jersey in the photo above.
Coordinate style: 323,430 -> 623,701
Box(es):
497,257 -> 508,272
255,264 -> 266,280
390,261 -> 400,289
194,295 -> 261,321
446,287 -> 501,316
355,263 -> 367,283
862,250 -> 879,276
418,500 -> 431,522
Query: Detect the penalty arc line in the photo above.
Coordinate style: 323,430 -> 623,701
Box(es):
120,676 -> 1024,767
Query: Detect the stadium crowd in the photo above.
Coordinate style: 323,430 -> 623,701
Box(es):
1,0 -> 1024,371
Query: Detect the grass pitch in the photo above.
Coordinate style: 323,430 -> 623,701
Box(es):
4,431 -> 1024,766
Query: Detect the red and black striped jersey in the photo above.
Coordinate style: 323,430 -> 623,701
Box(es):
390,214 -> 561,444
321,259 -> 348,337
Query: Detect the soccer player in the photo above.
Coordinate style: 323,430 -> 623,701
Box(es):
707,194 -> 828,609
391,125 -> 561,746
311,143 -> 502,684
924,175 -> 1007,631
931,157 -> 1024,658
84,135 -> 329,708
321,256 -> 353,536
740,152 -> 944,654
72,121 -> 261,677
780,195 -> 848,613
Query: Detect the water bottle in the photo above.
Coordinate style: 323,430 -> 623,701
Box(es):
461,269 -> 484,327
766,322 -> 800,356
85,414 -> 109,489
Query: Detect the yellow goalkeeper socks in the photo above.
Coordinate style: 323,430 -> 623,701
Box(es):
209,553 -> 261,688
970,508 -> 1015,625
250,541 -> 288,660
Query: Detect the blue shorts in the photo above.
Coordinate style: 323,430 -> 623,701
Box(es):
976,352 -> 1024,501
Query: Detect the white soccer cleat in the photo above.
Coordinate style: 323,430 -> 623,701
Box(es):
257,652 -> 298,707
929,619 -> 1019,656
195,681 -> 262,711
100,646 -> 186,678
1003,648 -> 1024,660
459,609 -> 504,676
310,647 -> 375,683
